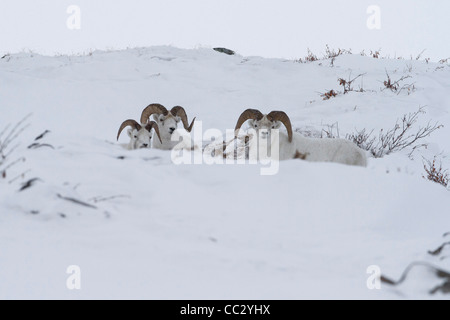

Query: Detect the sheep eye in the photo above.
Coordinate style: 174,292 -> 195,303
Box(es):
272,126 -> 275,129
254,124 -> 258,128
134,135 -> 137,139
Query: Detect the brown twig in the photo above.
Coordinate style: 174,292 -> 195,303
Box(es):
338,73 -> 366,94
423,156 -> 449,188
382,69 -> 413,93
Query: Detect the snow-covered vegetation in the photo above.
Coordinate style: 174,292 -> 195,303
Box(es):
1,46 -> 450,299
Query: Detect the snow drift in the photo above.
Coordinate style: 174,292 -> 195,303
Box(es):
1,47 -> 450,299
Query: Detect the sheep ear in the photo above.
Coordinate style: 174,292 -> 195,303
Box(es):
175,116 -> 181,123
273,121 -> 282,129
152,114 -> 159,122
127,128 -> 133,138
248,119 -> 255,127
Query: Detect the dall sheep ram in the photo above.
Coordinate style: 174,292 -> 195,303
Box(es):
140,104 -> 196,150
234,109 -> 367,167
117,119 -> 162,150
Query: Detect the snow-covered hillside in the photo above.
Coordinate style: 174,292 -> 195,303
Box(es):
1,47 -> 450,299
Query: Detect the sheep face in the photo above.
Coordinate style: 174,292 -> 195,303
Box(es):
248,117 -> 281,140
117,119 -> 162,150
235,109 -> 293,143
127,127 -> 152,149
153,114 -> 180,137
140,105 -> 196,150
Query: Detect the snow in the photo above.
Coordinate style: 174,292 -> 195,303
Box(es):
1,47 -> 450,299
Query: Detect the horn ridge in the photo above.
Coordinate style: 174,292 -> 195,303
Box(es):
234,109 -> 264,137
117,119 -> 141,141
267,111 -> 293,142
145,121 -> 163,144
140,103 -> 169,124
170,106 -> 196,132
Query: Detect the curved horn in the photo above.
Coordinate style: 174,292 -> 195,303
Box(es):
267,111 -> 293,142
145,121 -> 163,144
170,106 -> 196,132
140,103 -> 168,124
234,109 -> 264,137
117,119 -> 142,141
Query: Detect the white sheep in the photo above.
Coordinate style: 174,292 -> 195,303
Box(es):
140,104 -> 196,150
116,119 -> 162,150
234,109 -> 367,167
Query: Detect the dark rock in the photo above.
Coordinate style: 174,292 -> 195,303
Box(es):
213,48 -> 235,56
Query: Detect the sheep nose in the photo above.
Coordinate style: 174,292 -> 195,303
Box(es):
169,127 -> 176,134
143,143 -> 148,147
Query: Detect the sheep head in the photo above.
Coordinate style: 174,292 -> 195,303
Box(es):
140,104 -> 196,137
234,109 -> 293,142
171,106 -> 196,132
117,119 -> 162,149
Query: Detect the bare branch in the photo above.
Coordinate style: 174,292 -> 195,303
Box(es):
88,195 -> 131,203
1,115 -> 32,180
321,122 -> 340,139
8,169 -> 31,184
0,123 -> 11,142
428,242 -> 450,256
415,49 -> 426,60
338,72 -> 366,94
34,130 -> 51,141
57,194 -> 98,209
346,107 -> 442,158
18,178 -> 41,192
27,143 -> 55,150
382,69 -> 412,93
2,157 -> 26,173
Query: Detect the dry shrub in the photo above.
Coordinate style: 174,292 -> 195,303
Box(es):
338,73 -> 366,94
382,69 -> 415,95
347,107 -> 442,158
320,89 -> 339,100
423,156 -> 449,188
0,115 -> 31,180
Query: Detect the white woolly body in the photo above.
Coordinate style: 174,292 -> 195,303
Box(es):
245,117 -> 367,166
270,132 -> 367,166
152,132 -> 179,150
